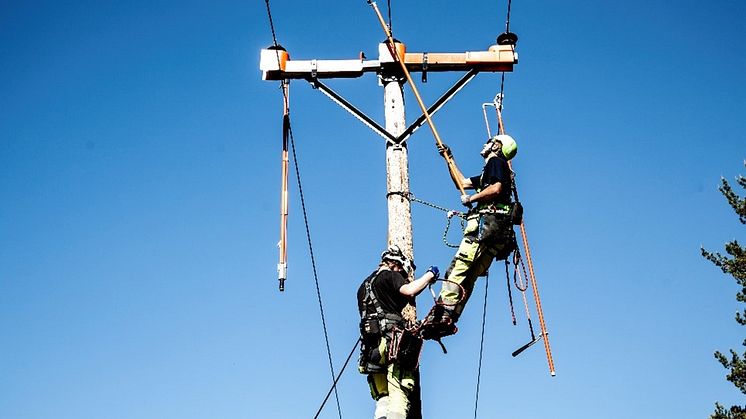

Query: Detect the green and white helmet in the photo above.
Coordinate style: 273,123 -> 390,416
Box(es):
493,134 -> 518,160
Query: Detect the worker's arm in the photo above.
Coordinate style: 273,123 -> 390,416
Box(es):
463,182 -> 502,206
399,268 -> 438,297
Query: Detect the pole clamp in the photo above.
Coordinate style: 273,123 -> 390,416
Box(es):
422,52 -> 428,83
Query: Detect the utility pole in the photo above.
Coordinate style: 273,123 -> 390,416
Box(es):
260,39 -> 517,280
381,58 -> 417,325
382,71 -> 412,267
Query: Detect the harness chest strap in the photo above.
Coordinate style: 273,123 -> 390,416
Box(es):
361,271 -> 403,329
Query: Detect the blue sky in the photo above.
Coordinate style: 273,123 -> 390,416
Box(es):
1,1 -> 745,418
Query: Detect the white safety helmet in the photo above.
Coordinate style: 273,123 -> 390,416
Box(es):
381,245 -> 415,275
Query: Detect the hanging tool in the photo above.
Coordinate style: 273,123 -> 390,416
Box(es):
278,82 -> 289,291
366,0 -> 467,196
492,97 -> 556,376
510,251 -> 544,357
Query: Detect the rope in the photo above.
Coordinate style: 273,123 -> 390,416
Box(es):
265,0 -> 350,409
498,0 -> 514,117
426,278 -> 468,307
313,338 -> 361,419
387,0 -> 393,33
514,250 -> 534,335
505,259 -> 516,325
264,0 -> 279,47
473,271 -> 489,418
265,1 -> 342,412
387,191 -> 466,248
263,0 -> 287,93
513,249 -> 528,292
442,215 -> 466,248
288,123 -> 343,419
504,0 -> 513,33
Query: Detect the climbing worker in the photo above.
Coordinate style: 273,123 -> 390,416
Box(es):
357,245 -> 439,419
421,134 -> 519,339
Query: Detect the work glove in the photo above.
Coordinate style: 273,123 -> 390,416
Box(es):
426,266 -> 440,283
437,143 -> 452,158
461,194 -> 472,207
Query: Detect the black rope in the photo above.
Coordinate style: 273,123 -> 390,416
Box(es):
264,0 -> 288,94
474,271 -> 489,418
288,124 -> 343,419
314,339 -> 361,419
264,0 -> 279,47
513,249 -> 528,292
505,259 -> 516,325
387,0 -> 393,33
505,0 -> 513,33
264,2 -> 341,416
498,0 -> 514,112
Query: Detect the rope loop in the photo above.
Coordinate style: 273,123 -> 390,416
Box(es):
427,278 -> 467,306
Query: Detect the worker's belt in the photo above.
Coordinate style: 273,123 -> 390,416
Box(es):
469,202 -> 522,225
360,313 -> 404,338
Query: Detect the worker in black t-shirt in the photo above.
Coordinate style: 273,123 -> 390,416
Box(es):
422,134 -> 518,339
357,245 -> 439,419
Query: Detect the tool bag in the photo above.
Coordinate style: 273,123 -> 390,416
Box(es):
509,201 -> 523,225
388,326 -> 424,370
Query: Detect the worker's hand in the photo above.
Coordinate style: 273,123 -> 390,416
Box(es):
437,143 -> 452,157
461,194 -> 472,207
426,266 -> 440,283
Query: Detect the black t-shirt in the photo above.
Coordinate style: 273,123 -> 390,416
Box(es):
357,269 -> 412,315
469,156 -> 512,205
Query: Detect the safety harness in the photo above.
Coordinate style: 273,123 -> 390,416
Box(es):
358,270 -> 423,373
359,270 -> 405,338
467,156 -> 521,246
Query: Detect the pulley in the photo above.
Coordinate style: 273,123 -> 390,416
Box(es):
496,32 -> 518,46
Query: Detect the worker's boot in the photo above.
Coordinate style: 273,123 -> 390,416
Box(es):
420,305 -> 457,340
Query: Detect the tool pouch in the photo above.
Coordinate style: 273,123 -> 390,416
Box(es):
509,201 -> 523,225
388,327 -> 424,370
477,212 -> 514,244
477,213 -> 500,242
360,316 -> 381,338
493,229 -> 517,261
358,336 -> 386,374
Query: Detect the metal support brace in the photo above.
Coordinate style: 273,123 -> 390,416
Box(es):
305,70 -> 478,146
308,78 -> 397,143
396,69 -> 479,143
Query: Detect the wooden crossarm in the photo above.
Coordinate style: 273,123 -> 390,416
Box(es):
260,43 -> 517,81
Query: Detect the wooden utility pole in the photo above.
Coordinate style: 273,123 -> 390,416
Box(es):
260,40 -> 517,282
383,74 -> 412,264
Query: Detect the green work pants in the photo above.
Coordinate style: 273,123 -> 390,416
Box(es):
366,337 -> 415,419
439,215 -> 500,319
